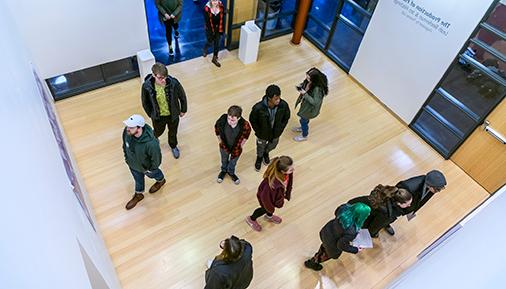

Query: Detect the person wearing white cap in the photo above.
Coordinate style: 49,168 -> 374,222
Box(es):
384,170 -> 447,235
122,114 -> 166,210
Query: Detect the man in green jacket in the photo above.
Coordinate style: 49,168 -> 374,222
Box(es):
122,114 -> 166,210
156,0 -> 183,55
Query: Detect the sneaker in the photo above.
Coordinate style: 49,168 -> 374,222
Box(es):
228,173 -> 240,185
294,135 -> 308,142
125,193 -> 144,210
149,179 -> 166,194
171,147 -> 180,159
174,30 -> 180,38
385,224 -> 395,236
217,171 -> 226,183
254,157 -> 262,172
169,46 -> 174,55
245,216 -> 262,232
262,153 -> 270,165
304,259 -> 323,271
265,214 -> 282,224
292,127 -> 302,133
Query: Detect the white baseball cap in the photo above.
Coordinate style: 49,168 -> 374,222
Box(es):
123,114 -> 145,128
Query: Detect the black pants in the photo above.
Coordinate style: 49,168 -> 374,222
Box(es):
250,207 -> 273,221
311,244 -> 331,263
153,116 -> 179,148
205,31 -> 221,57
164,18 -> 179,47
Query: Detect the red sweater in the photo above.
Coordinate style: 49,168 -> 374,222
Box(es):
256,173 -> 293,213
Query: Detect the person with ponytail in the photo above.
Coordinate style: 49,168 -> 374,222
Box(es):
348,185 -> 412,237
293,67 -> 329,142
245,156 -> 294,232
205,235 -> 253,289
304,202 -> 371,271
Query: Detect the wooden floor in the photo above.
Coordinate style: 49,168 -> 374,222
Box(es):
56,35 -> 489,289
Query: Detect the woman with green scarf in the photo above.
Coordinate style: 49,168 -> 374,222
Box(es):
304,202 -> 371,271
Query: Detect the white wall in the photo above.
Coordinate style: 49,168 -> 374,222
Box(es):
350,0 -> 495,123
387,185 -> 506,289
4,0 -> 150,79
0,3 -> 121,289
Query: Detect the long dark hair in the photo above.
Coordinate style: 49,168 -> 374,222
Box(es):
369,184 -> 412,209
307,67 -> 329,96
217,235 -> 244,263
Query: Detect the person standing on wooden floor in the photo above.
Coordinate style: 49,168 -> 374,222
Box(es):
214,105 -> 251,185
204,236 -> 254,289
249,85 -> 290,171
122,114 -> 166,210
141,63 -> 187,159
245,156 -> 294,232
304,202 -> 371,271
293,67 -> 329,142
385,170 -> 447,235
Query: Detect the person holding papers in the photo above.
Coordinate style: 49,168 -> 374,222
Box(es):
304,203 -> 371,271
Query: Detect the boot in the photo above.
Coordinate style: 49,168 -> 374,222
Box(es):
202,45 -> 208,57
149,179 -> 166,194
304,259 -> 323,271
254,157 -> 262,172
125,193 -> 144,210
212,56 -> 221,67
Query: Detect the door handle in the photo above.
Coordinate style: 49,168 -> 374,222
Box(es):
482,120 -> 506,145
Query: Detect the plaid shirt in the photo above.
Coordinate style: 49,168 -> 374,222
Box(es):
204,2 -> 225,34
215,114 -> 251,159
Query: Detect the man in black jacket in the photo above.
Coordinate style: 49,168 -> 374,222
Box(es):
141,62 -> 188,159
385,170 -> 447,235
249,84 -> 290,171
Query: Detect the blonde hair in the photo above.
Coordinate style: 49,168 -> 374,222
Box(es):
263,156 -> 293,189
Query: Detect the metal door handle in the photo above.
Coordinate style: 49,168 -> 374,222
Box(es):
482,120 -> 506,145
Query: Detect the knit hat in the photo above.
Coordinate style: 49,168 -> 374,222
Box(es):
425,170 -> 446,188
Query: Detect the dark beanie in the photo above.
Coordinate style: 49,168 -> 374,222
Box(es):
426,170 -> 447,188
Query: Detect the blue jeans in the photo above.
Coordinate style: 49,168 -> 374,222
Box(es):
220,148 -> 239,174
300,117 -> 310,137
130,168 -> 165,193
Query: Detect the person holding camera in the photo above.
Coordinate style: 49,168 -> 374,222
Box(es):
293,67 -> 328,142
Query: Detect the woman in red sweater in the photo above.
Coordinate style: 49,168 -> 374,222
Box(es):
245,156 -> 294,232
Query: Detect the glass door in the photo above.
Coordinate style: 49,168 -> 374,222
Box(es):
304,0 -> 378,71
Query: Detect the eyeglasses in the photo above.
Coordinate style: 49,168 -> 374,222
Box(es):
154,74 -> 166,80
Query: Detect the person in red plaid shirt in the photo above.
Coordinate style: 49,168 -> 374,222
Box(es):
214,105 -> 251,184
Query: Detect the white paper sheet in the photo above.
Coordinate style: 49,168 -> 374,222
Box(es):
352,229 -> 373,249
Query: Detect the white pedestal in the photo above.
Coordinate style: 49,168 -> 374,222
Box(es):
136,49 -> 155,81
238,21 -> 261,64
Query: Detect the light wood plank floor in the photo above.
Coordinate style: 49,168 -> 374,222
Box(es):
56,35 -> 489,289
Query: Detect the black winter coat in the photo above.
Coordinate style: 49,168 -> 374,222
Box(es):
249,96 -> 290,141
396,175 -> 432,214
348,195 -> 404,236
141,74 -> 188,121
319,204 -> 360,259
204,240 -> 253,289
